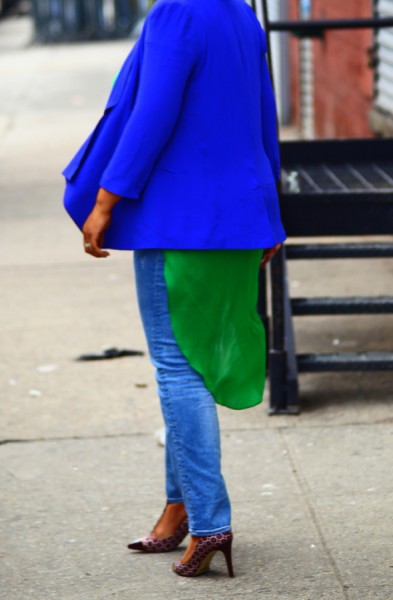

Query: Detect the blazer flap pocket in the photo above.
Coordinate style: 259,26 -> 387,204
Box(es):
105,75 -> 125,110
63,43 -> 140,182
105,42 -> 139,110
62,128 -> 97,182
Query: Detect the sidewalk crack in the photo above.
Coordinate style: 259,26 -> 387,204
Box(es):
278,428 -> 350,600
0,432 -> 150,446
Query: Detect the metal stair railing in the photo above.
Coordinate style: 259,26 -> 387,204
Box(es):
256,1 -> 393,414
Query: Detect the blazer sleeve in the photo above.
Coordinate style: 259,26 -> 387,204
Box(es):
259,29 -> 281,183
99,1 -> 199,200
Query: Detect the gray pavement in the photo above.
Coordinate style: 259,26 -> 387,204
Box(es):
1,15 -> 392,600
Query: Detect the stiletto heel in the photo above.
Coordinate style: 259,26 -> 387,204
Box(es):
128,517 -> 188,553
221,537 -> 235,577
172,531 -> 234,577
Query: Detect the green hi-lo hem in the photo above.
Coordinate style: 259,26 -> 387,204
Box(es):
164,250 -> 266,410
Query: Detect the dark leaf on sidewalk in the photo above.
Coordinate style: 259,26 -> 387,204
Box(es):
76,347 -> 144,361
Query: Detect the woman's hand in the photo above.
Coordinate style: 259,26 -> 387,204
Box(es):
82,188 -> 121,258
260,243 -> 282,269
82,205 -> 112,258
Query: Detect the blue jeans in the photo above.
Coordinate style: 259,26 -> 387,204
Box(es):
134,249 -> 231,536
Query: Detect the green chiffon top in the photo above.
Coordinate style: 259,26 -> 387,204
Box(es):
164,250 -> 266,410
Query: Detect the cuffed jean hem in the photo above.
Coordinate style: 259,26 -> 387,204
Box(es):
167,497 -> 184,504
189,524 -> 232,536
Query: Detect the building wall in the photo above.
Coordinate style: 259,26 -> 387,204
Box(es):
289,0 -> 374,138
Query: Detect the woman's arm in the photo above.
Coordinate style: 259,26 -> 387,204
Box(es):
83,1 -> 199,258
100,1 -> 199,200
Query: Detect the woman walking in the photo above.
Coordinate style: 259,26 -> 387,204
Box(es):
62,0 -> 286,578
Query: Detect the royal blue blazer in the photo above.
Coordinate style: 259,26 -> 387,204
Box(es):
62,0 -> 286,250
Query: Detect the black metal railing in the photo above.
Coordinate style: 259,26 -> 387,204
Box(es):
257,3 -> 393,414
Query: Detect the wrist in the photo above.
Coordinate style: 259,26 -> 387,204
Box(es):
94,200 -> 113,216
95,187 -> 121,214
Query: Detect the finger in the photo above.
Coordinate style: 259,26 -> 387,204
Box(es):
260,254 -> 273,269
84,235 -> 109,258
260,245 -> 281,269
262,249 -> 274,262
88,242 -> 109,258
93,231 -> 110,258
83,239 -> 93,254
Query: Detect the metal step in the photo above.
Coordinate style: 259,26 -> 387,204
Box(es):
291,296 -> 393,315
281,196 -> 393,237
286,243 -> 393,260
297,352 -> 393,372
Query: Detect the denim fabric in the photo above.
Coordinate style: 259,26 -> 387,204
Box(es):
134,249 -> 231,536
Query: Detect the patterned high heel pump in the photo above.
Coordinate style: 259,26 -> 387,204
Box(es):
172,531 -> 234,577
127,517 -> 189,553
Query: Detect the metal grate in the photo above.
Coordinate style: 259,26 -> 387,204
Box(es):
283,161 -> 393,194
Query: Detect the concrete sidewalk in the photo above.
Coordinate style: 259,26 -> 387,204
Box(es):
0,16 -> 392,600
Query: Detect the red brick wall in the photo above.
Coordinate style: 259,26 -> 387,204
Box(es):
288,0 -> 374,138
